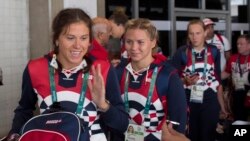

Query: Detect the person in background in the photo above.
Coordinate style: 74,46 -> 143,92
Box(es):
108,7 -> 128,40
171,19 -> 225,141
222,34 -> 250,121
6,8 -> 128,141
203,18 -> 231,130
108,7 -> 129,59
115,18 -> 188,141
88,17 -> 112,60
203,18 -> 231,72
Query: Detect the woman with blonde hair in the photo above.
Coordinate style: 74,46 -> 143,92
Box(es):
115,18 -> 188,141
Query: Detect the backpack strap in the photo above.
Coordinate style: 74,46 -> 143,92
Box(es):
182,44 -> 217,64
207,44 -> 218,62
181,45 -> 189,66
216,34 -> 224,46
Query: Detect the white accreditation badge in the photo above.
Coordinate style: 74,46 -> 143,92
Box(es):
190,85 -> 205,103
125,124 -> 144,141
234,77 -> 245,90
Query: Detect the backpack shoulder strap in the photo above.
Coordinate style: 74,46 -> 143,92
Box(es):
182,44 -> 218,63
207,44 -> 218,61
180,45 -> 189,66
216,34 -> 224,46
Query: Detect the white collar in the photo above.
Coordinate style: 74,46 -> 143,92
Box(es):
125,63 -> 150,83
50,54 -> 87,78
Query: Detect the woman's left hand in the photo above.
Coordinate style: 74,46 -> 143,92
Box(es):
88,64 -> 110,112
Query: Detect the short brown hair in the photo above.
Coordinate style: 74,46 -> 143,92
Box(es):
109,10 -> 128,27
238,34 -> 250,43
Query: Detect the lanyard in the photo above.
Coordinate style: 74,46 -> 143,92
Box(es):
191,47 -> 207,79
48,62 -> 89,115
237,55 -> 249,77
124,66 -> 158,115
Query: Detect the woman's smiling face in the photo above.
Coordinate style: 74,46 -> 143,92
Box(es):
56,22 -> 90,69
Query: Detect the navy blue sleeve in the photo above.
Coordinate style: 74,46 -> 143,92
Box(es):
157,63 -> 187,134
9,66 -> 37,134
214,48 -> 221,83
101,66 -> 129,133
166,71 -> 187,133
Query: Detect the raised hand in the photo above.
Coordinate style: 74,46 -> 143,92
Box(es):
88,64 -> 110,112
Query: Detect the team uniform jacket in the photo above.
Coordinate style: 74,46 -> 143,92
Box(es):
9,53 -> 128,141
116,54 -> 187,141
225,53 -> 250,87
171,45 -> 221,93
